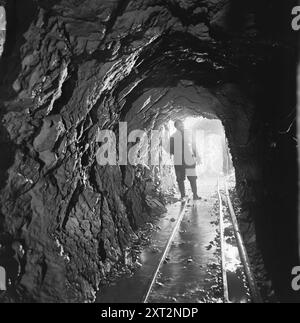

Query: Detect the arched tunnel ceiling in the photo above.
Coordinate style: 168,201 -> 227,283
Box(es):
0,0 -> 277,148
124,83 -> 230,130
1,0 -> 293,105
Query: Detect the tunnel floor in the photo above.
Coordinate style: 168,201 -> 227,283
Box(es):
148,178 -> 222,303
97,176 -> 247,303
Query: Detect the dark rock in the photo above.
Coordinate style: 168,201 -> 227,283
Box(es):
0,0 -> 297,304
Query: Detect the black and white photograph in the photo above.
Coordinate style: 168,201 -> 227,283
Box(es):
0,0 -> 299,308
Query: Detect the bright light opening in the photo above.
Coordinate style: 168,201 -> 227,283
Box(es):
184,116 -> 203,129
167,116 -> 235,180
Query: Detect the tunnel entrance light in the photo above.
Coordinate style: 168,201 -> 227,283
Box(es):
184,117 -> 203,129
167,116 -> 235,180
168,117 -> 204,135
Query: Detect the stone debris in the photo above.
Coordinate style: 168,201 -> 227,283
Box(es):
0,0 -> 295,304
156,282 -> 165,288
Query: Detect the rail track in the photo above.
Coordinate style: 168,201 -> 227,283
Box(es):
142,176 -> 262,304
218,177 -> 262,303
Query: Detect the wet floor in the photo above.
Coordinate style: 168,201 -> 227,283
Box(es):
97,176 -> 251,303
219,177 -> 251,303
97,177 -> 223,303
97,202 -> 186,303
222,219 -> 250,303
148,177 -> 222,303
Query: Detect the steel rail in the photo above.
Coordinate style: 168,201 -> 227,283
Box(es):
217,178 -> 229,303
224,179 -> 263,303
142,198 -> 189,303
142,177 -> 262,304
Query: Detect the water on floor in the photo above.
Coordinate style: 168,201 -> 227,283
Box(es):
148,177 -> 223,303
97,177 -> 223,303
97,202 -> 186,303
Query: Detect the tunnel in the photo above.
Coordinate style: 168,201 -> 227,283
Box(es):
0,0 -> 299,303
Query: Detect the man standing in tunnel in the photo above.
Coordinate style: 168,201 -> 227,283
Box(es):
169,120 -> 201,201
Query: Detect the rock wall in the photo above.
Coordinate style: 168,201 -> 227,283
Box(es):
0,0 -> 298,302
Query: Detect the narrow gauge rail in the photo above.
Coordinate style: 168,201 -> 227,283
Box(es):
142,177 -> 262,304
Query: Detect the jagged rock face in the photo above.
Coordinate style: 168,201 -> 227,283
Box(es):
0,0 -> 298,302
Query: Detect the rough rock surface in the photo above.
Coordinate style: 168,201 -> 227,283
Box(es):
0,0 -> 298,302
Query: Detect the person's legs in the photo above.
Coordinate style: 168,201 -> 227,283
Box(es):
188,176 -> 200,200
186,167 -> 200,199
175,166 -> 186,198
178,180 -> 186,199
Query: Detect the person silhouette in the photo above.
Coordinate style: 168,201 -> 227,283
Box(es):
169,120 -> 201,200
